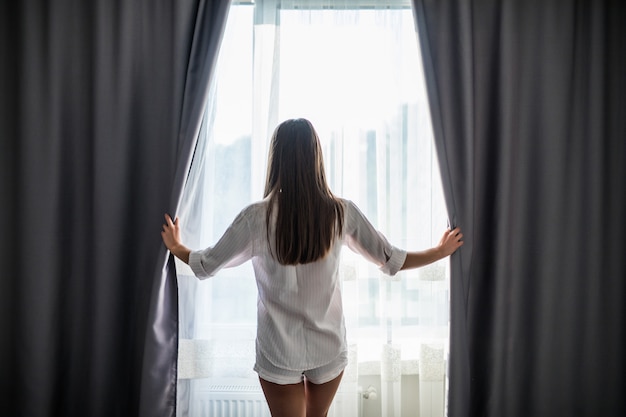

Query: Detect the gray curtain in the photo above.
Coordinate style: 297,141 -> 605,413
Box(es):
413,1 -> 625,416
0,1 -> 229,416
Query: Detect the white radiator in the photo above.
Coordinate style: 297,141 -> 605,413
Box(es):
194,384 -> 360,417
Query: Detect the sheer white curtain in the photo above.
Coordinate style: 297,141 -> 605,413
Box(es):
176,1 -> 450,416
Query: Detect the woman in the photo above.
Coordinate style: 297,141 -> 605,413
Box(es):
161,118 -> 463,417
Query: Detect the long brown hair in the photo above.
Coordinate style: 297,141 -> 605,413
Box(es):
263,118 -> 344,265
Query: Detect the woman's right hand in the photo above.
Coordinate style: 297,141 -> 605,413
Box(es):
437,227 -> 464,257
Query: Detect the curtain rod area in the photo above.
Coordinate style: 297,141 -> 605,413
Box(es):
232,0 -> 412,9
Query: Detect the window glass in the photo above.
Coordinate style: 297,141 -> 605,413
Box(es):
179,0 -> 449,375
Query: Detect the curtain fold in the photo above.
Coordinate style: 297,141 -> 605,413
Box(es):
140,1 -> 230,416
0,1 -> 230,416
413,0 -> 625,416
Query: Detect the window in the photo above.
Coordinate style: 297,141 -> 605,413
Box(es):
177,1 -> 449,415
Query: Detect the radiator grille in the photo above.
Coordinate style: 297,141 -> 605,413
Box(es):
199,399 -> 270,417
198,386 -> 270,417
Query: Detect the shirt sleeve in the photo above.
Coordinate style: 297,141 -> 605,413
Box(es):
188,207 -> 254,279
343,200 -> 407,276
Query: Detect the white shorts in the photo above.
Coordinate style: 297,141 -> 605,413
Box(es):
254,347 -> 348,385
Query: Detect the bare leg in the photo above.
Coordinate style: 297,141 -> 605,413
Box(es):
304,371 -> 344,417
259,377 -> 306,417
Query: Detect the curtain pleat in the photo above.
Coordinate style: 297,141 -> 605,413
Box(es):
411,2 -> 474,415
413,0 -> 626,416
0,1 -> 230,416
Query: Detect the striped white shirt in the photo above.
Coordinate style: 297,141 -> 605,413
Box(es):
188,198 -> 407,371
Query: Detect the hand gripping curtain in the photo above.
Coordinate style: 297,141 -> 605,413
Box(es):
412,1 -> 625,416
140,1 -> 231,417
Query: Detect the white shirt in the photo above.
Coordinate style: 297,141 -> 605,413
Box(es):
189,198 -> 407,370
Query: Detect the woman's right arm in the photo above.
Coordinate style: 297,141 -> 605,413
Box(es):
343,200 -> 463,274
400,227 -> 463,271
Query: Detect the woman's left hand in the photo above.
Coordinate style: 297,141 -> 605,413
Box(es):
161,214 -> 182,252
161,214 -> 191,264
